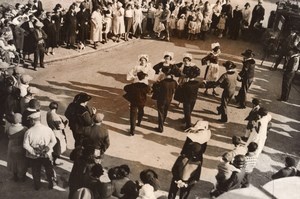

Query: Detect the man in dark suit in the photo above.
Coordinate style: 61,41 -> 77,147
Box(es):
181,66 -> 203,129
235,49 -> 256,109
155,66 -> 178,133
279,47 -> 300,102
215,61 -> 238,123
124,71 -> 151,136
249,0 -> 265,29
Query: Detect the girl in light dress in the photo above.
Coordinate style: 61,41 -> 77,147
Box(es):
202,42 -> 221,96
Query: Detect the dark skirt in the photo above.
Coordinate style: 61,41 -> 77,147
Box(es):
125,17 -> 133,33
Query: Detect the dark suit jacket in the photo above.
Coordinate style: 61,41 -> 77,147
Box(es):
85,123 -> 110,154
157,78 -> 177,104
239,58 -> 255,80
124,82 -> 150,106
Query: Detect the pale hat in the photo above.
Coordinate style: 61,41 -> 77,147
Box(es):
180,14 -> 185,18
20,74 -> 33,84
138,54 -> 149,62
183,53 -> 192,61
94,113 -> 104,123
186,120 -> 211,144
163,51 -> 174,60
117,2 -> 123,7
28,111 -> 41,119
27,86 -> 39,94
14,66 -> 25,74
211,42 -> 220,50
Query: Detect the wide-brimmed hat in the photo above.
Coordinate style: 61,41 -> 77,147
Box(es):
222,61 -> 236,70
138,54 -> 149,62
77,92 -> 92,103
241,49 -> 255,57
20,74 -> 33,84
183,53 -> 192,61
163,51 -> 174,60
28,111 -> 41,119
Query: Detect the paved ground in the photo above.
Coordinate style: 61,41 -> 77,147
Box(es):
0,32 -> 299,199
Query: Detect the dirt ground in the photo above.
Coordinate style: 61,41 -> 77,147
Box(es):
1,0 -> 299,199
0,32 -> 299,199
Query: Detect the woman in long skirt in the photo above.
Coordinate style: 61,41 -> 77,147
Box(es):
112,2 -> 125,42
90,6 -> 103,49
7,113 -> 28,182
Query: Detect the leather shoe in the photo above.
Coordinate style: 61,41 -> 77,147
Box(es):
155,127 -> 163,133
218,119 -> 227,123
237,106 -> 246,109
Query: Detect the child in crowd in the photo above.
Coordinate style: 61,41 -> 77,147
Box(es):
215,152 -> 240,184
200,12 -> 211,40
138,169 -> 160,199
177,14 -> 186,39
188,16 -> 197,40
241,142 -> 258,188
169,14 -> 177,37
217,12 -> 226,38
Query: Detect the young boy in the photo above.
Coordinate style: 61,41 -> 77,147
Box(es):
241,142 -> 258,187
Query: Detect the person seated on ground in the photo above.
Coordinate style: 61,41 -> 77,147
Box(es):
229,135 -> 247,157
241,142 -> 258,188
210,155 -> 246,198
215,152 -> 240,185
272,156 -> 299,179
109,164 -> 138,199
138,169 -> 160,199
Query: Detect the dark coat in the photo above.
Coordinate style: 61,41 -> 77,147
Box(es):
76,9 -> 91,42
84,123 -> 110,154
250,4 -> 265,27
216,169 -> 246,193
221,4 -> 233,19
171,155 -> 202,184
123,82 -> 150,107
239,58 -> 255,81
74,105 -> 94,135
156,78 -> 177,104
33,28 -> 47,49
43,18 -> 57,48
32,1 -> 44,17
21,21 -> 36,54
216,71 -> 237,96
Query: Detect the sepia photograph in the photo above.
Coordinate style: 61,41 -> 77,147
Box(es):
0,0 -> 299,198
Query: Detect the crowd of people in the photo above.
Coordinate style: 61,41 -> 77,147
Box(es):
0,0 -> 300,199
0,0 -> 269,71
